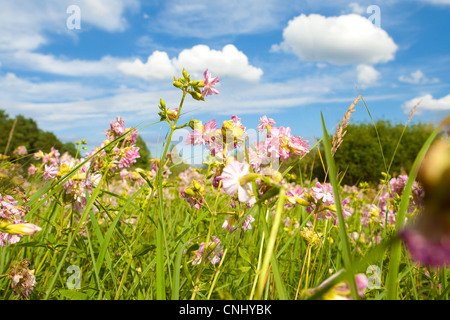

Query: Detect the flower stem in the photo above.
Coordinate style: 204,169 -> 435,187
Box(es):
255,187 -> 286,299
156,90 -> 187,300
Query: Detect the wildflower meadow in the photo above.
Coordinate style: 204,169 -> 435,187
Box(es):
0,68 -> 449,303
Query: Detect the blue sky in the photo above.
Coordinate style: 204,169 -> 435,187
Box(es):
0,0 -> 449,161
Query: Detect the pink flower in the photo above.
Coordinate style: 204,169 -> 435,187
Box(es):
106,116 -> 126,140
43,165 -> 58,180
311,182 -> 334,206
27,165 -> 36,175
190,236 -> 223,265
202,69 -> 220,98
203,119 -> 218,141
219,160 -> 253,203
242,214 -> 255,231
117,146 -> 140,169
186,129 -> 205,146
257,116 -> 276,133
222,214 -> 255,232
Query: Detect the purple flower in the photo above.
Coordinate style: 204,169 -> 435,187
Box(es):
399,137 -> 450,267
401,227 -> 450,267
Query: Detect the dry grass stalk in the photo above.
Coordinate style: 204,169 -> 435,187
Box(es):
331,95 -> 361,156
407,99 -> 421,122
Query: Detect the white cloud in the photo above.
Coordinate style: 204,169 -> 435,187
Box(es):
3,51 -> 124,77
118,51 -> 176,82
403,94 -> 450,113
77,0 -> 140,32
0,0 -> 138,52
272,13 -> 398,66
118,44 -> 263,82
398,69 -> 439,84
151,0 -> 293,38
348,2 -> 366,14
356,64 -> 381,88
0,72 -> 104,102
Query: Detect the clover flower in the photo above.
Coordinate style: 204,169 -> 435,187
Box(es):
87,116 -> 140,175
106,116 -> 126,140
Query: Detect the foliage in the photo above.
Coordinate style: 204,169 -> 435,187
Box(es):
299,120 -> 436,186
0,110 -> 77,159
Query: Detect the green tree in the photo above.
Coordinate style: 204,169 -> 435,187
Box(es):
132,135 -> 151,169
0,110 -> 77,159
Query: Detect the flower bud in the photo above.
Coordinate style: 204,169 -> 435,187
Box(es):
173,81 -> 183,88
160,98 -> 166,109
166,108 -> 179,121
0,222 -> 42,236
183,188 -> 196,197
193,180 -> 202,191
190,91 -> 204,101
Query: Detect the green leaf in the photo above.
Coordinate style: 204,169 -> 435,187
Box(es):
138,171 -> 154,189
238,266 -> 251,273
238,247 -> 252,265
133,244 -> 156,258
14,241 -> 47,248
59,289 -> 89,300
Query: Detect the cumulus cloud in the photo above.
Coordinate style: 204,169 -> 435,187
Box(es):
272,13 -> 398,66
0,0 -> 138,52
403,94 -> 450,114
117,51 -> 176,81
398,69 -> 439,84
118,44 -> 263,82
356,64 -> 381,88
